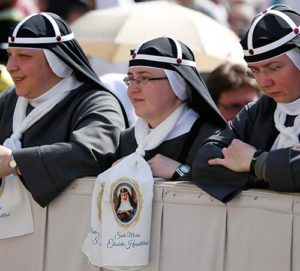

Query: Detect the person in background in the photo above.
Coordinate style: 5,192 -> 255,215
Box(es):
37,0 -> 89,21
192,4 -> 300,202
172,0 -> 229,26
206,61 -> 261,121
0,64 -> 13,92
115,36 -> 226,180
0,0 -> 22,92
65,0 -> 89,23
259,0 -> 300,13
94,0 -> 134,9
0,0 -> 23,64
16,0 -> 39,16
227,0 -> 257,38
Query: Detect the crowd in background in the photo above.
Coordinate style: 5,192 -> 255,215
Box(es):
0,0 -> 266,116
1,0 -> 300,118
4,0 -> 300,37
2,0 -> 299,54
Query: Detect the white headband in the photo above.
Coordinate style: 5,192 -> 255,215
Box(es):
244,7 -> 300,57
8,12 -> 74,45
131,37 -> 197,67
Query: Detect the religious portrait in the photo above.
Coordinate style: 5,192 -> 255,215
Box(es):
112,180 -> 139,225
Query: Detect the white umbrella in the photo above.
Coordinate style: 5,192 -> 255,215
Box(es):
71,1 -> 245,71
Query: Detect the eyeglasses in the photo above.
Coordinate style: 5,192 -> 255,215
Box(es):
123,76 -> 168,87
247,65 -> 283,79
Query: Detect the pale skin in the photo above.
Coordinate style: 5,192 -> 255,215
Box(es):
115,67 -> 184,179
208,139 -> 256,171
0,48 -> 62,177
218,86 -> 259,121
148,154 -> 181,179
0,147 -> 13,177
209,54 -> 300,172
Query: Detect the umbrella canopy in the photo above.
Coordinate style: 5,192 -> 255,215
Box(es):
70,1 -> 245,71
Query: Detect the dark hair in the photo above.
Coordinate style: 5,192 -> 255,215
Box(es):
0,0 -> 17,10
206,62 -> 261,103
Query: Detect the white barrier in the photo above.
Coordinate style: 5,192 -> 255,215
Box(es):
1,178 -> 300,271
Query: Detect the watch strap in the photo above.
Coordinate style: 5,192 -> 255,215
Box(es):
9,155 -> 18,176
172,170 -> 180,180
250,149 -> 264,178
172,164 -> 191,180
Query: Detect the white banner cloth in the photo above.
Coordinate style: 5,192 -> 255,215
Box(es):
82,153 -> 153,270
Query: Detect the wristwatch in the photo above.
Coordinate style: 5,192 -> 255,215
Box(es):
8,155 -> 18,176
172,164 -> 191,180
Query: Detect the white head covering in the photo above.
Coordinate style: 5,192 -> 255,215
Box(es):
163,69 -> 188,101
43,49 -> 73,78
286,48 -> 300,71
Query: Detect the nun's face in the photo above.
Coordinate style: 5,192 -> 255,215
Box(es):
127,67 -> 183,128
6,48 -> 61,99
248,54 -> 300,103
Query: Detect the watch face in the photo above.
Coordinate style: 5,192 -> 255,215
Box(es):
179,164 -> 191,174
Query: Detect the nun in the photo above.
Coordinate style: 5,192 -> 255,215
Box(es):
0,11 -> 127,241
82,36 -> 226,269
192,4 -> 300,202
116,36 -> 226,179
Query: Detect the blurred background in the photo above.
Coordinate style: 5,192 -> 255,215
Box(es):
1,0 -> 272,76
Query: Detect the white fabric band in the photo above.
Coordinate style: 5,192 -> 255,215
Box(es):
245,8 -> 300,57
277,96 -> 300,116
8,33 -> 74,44
272,104 -> 300,150
164,106 -> 199,141
135,103 -> 188,156
131,54 -> 196,67
131,37 -> 196,67
9,12 -> 74,44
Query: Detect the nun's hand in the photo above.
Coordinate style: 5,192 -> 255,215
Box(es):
148,154 -> 181,180
0,145 -> 13,177
208,139 -> 256,172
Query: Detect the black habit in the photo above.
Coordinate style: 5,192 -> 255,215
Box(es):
0,85 -> 126,207
116,120 -> 222,178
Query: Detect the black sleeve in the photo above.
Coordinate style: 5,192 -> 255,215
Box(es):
191,102 -> 260,202
266,147 -> 300,191
13,90 -> 125,207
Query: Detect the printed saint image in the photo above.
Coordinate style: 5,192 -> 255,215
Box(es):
113,182 -> 138,224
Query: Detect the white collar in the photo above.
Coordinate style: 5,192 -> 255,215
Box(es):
277,96 -> 300,116
28,74 -> 82,107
